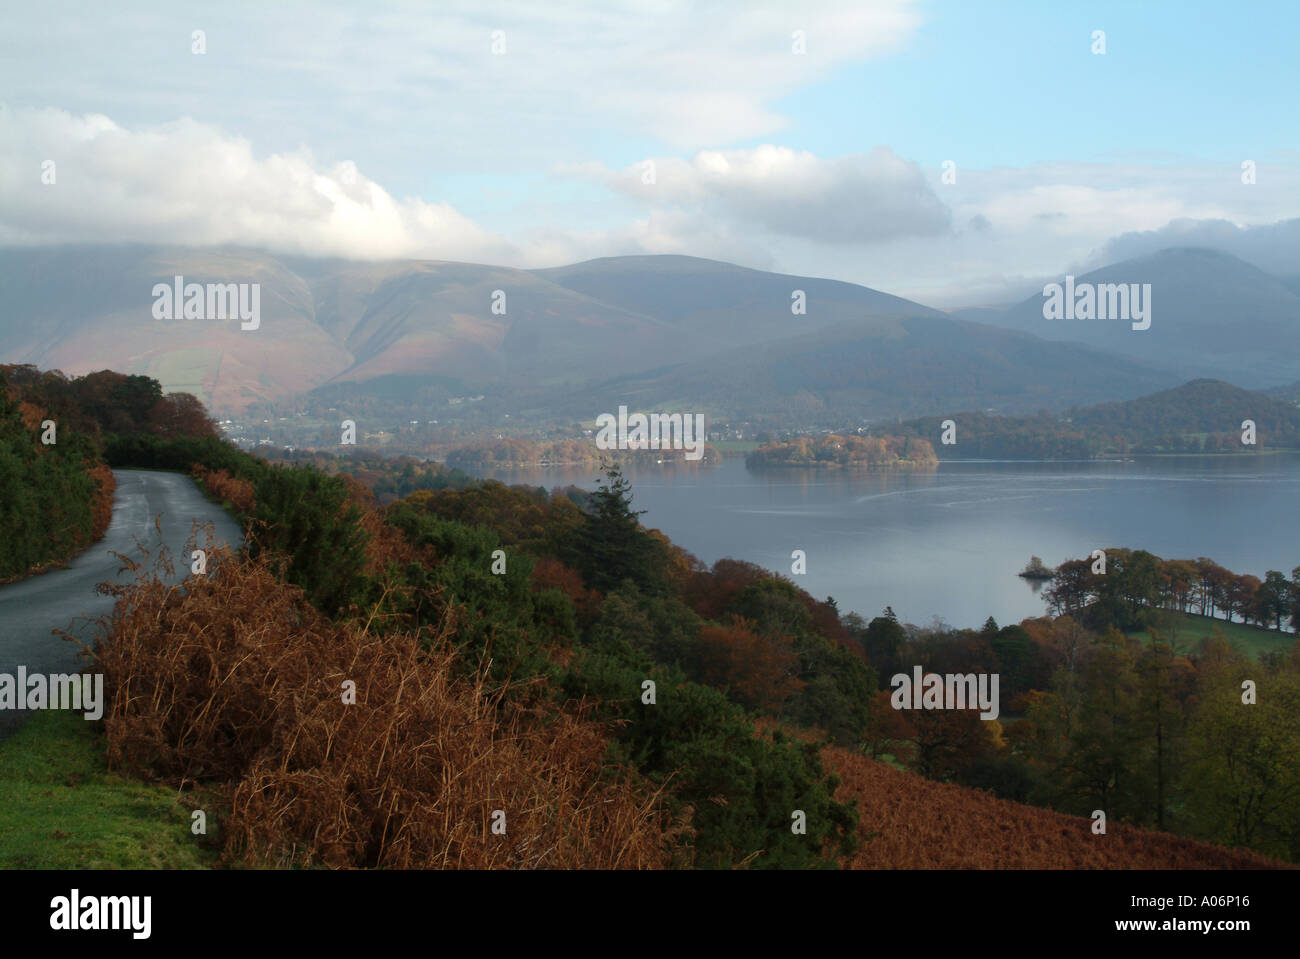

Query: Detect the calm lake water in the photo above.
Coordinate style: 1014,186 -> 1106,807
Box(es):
489,454 -> 1300,630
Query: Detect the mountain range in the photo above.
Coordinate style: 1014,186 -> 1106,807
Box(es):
0,244 -> 1293,428
975,248 -> 1300,387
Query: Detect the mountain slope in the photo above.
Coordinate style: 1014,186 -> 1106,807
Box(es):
1068,378 -> 1300,444
0,246 -> 1184,421
548,314 -> 1178,424
980,248 -> 1300,387
533,254 -> 943,353
825,745 -> 1286,868
1,247 -> 945,413
0,246 -> 349,412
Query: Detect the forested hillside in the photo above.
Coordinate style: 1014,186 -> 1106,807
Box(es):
91,428 -> 872,867
9,364 -> 1293,868
846,609 -> 1300,862
108,428 -> 1297,866
1068,379 -> 1300,449
871,379 -> 1300,458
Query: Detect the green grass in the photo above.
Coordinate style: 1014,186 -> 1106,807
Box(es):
0,709 -> 220,869
1130,609 -> 1297,660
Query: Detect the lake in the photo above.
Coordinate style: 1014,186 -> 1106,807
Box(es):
489,454 -> 1300,630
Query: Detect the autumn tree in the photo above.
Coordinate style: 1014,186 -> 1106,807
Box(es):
906,705 -> 996,782
862,689 -> 915,760
1058,628 -> 1144,818
695,615 -> 804,713
1044,558 -> 1094,618
1183,642 -> 1300,857
150,391 -> 219,439
1257,570 -> 1290,631
1136,629 -> 1195,830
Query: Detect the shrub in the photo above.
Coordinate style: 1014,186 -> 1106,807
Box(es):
86,545 -> 680,869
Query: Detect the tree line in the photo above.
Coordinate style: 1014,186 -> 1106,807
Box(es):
844,606 -> 1299,861
1045,547 -> 1300,633
872,379 -> 1300,459
747,433 -> 937,469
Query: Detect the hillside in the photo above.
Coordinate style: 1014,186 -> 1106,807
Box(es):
0,247 -> 938,416
1069,378 -> 1300,446
535,315 -> 1177,427
5,364 -> 1294,869
1,246 -> 1181,429
825,746 -> 1286,869
872,378 -> 1300,458
533,254 -> 943,347
981,248 -> 1300,387
0,247 -> 350,413
1264,379 -> 1300,405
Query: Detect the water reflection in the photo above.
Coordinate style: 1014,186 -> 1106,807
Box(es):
488,454 -> 1300,629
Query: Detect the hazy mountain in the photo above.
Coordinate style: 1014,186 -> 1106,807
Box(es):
537,314 -> 1178,425
0,246 -> 348,412
1068,378 -> 1300,441
974,248 -> 1300,387
0,247 -> 945,414
1264,380 -> 1300,405
1277,274 -> 1300,299
0,245 -> 1184,424
533,254 -> 943,351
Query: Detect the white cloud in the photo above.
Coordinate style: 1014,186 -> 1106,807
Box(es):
0,106 -> 517,261
1084,217 -> 1300,275
569,144 -> 952,245
3,104 -> 1298,310
880,158 -> 1300,305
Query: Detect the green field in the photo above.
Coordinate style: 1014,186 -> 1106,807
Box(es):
1129,609 -> 1297,660
0,709 -> 218,869
147,347 -> 215,404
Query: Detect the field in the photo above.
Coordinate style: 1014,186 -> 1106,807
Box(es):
0,710 -> 219,869
1129,609 -> 1297,660
146,347 -> 217,405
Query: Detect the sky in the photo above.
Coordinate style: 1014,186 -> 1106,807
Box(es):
0,0 -> 1296,306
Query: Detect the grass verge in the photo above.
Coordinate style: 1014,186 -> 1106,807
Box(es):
0,709 -> 220,869
1131,609 -> 1297,660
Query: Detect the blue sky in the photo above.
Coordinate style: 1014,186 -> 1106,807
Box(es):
1,0 -> 1296,305
777,0 -> 1299,167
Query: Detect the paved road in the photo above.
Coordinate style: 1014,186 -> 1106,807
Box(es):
0,469 -> 243,740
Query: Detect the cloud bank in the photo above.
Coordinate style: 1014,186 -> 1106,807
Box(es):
573,145 -> 952,245
0,106 -> 518,262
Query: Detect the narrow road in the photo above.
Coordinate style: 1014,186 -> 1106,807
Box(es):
0,469 -> 243,740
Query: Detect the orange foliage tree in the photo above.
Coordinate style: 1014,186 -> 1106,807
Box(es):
695,615 -> 805,713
